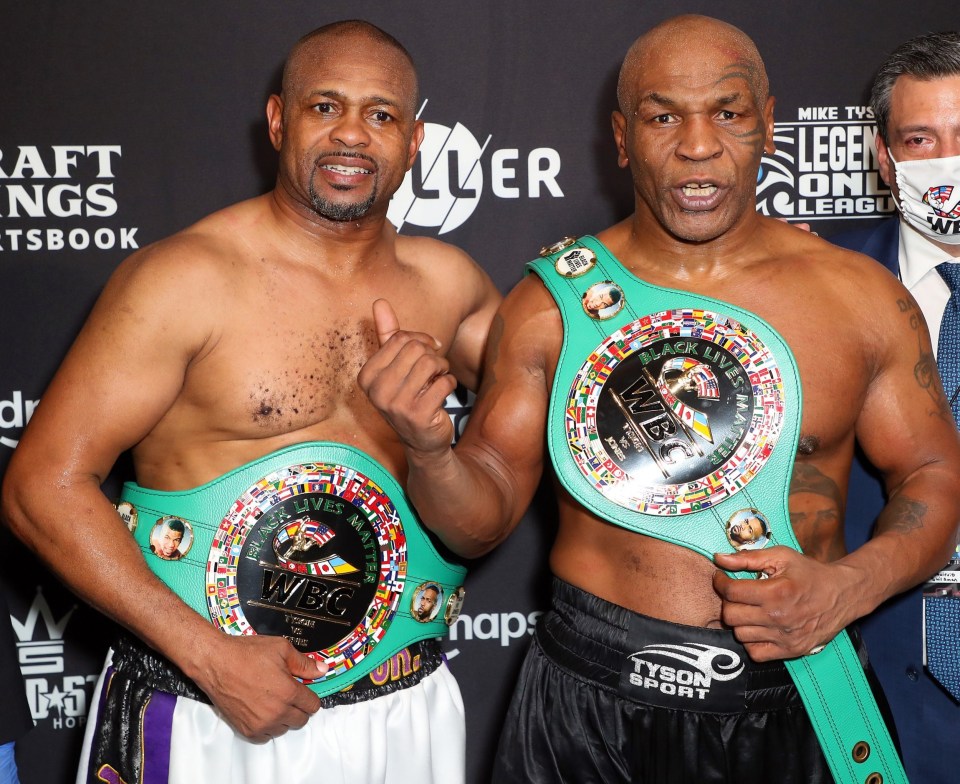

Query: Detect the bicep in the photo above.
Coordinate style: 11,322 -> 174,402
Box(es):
856,289 -> 960,490
445,260 -> 503,392
456,281 -> 555,522
15,257 -> 206,484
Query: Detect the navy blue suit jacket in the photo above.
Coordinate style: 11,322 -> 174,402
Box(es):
832,217 -> 958,783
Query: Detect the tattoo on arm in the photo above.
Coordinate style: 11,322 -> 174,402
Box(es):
789,463 -> 843,558
879,494 -> 927,535
898,295 -> 954,423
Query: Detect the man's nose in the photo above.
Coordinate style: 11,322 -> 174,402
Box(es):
676,115 -> 724,162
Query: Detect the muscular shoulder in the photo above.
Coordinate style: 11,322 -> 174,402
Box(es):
765,221 -> 901,304
764,221 -> 919,368
395,233 -> 501,329
495,273 -> 563,375
93,199 -> 272,356
395,235 -> 491,290
111,198 -> 267,300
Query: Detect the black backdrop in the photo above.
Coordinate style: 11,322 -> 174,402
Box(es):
1,2 -> 952,782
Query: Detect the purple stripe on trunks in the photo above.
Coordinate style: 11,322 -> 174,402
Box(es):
140,689 -> 176,784
96,666 -> 114,727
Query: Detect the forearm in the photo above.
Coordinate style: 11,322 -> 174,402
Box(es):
840,469 -> 960,620
405,442 -> 534,558
2,472 -> 221,676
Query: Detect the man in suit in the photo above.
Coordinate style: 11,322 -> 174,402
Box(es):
832,30 -> 960,784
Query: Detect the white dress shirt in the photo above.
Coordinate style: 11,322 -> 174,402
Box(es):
897,221 -> 960,358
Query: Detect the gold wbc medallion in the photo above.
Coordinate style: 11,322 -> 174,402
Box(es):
115,500 -> 138,533
725,509 -> 772,551
581,280 -> 625,320
444,586 -> 466,626
539,236 -> 577,257
555,246 -> 597,278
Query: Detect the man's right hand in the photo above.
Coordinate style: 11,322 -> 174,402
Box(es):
190,633 -> 326,741
358,298 -> 457,456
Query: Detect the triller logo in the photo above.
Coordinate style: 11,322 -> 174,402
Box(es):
628,642 -> 744,701
388,100 -> 563,235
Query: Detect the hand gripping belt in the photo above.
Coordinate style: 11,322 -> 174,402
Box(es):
529,235 -> 907,784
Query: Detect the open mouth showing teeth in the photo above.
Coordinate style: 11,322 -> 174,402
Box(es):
681,183 -> 717,196
322,164 -> 369,175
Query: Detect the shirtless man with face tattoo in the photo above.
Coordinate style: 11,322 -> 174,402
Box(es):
3,20 -> 499,784
360,15 -> 960,783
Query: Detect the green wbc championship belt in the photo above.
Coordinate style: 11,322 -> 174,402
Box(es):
529,235 -> 907,784
114,441 -> 466,698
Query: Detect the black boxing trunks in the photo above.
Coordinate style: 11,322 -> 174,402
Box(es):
492,579 -> 898,784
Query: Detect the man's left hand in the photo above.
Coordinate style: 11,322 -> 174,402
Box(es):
712,547 -> 858,661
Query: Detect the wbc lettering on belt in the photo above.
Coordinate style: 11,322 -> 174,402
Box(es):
206,462 -> 407,673
565,308 -> 785,515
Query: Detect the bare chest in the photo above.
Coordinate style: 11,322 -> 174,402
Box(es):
179,304 -> 386,441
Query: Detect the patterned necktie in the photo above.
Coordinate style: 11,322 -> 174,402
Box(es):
925,260 -> 960,701
937,261 -> 960,421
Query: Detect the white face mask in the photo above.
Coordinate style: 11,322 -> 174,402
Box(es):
889,149 -> 960,245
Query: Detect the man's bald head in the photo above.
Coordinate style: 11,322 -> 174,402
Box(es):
616,15 -> 769,117
281,20 -> 419,114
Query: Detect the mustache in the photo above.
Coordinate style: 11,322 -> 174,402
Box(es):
314,152 -> 377,168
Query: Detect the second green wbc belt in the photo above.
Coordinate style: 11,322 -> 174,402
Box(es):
530,235 -> 907,784
117,441 -> 466,698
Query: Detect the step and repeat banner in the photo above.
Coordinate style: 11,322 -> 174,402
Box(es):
0,2 -> 951,781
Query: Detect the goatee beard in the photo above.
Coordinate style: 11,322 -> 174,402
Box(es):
309,180 -> 377,222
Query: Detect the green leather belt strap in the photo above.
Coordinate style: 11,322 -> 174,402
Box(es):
528,235 -> 907,784
118,441 -> 466,698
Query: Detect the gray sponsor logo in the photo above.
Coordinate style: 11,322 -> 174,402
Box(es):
628,642 -> 745,701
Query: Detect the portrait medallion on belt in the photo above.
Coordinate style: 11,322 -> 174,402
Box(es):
205,462 -> 407,682
565,308 -> 785,515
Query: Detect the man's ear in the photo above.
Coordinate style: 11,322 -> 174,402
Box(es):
267,94 -> 284,152
612,111 -> 630,170
876,134 -> 893,189
406,120 -> 425,171
762,96 -> 776,155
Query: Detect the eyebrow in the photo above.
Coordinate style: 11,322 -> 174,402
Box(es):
638,92 -> 676,108
894,124 -> 938,135
638,91 -> 746,108
305,89 -> 402,108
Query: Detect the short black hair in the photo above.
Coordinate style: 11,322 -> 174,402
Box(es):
164,518 -> 185,535
871,31 -> 960,143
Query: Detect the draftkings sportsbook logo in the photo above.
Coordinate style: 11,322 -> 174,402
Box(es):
0,390 -> 38,449
11,588 -> 98,729
757,105 -> 894,223
388,100 -> 563,235
0,145 -> 139,253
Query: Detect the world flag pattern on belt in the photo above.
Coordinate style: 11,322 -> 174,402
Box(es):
564,308 -> 785,515
204,462 -> 407,677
